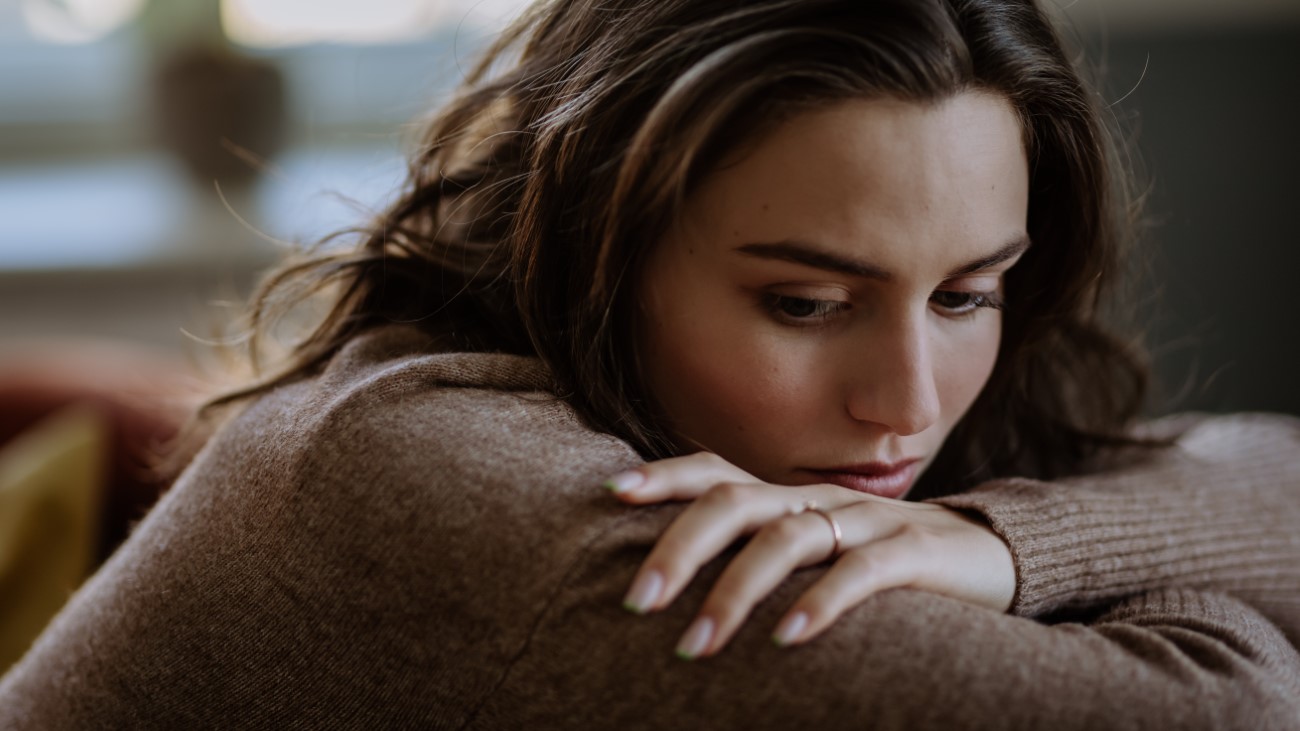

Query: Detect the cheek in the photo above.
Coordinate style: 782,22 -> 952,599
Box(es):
647,316 -> 802,437
936,318 -> 1002,423
639,288 -> 813,456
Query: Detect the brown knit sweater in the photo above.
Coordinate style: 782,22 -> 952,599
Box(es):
2,326 -> 1298,730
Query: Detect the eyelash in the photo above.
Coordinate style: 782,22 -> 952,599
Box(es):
928,290 -> 1006,317
760,290 -> 1005,326
760,294 -> 848,325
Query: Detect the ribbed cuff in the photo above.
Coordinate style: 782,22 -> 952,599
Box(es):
928,461 -> 1300,619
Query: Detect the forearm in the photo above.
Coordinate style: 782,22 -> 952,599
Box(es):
930,413 -> 1300,642
6,384 -> 1297,730
489,521 -> 1300,731
6,485 -> 1298,731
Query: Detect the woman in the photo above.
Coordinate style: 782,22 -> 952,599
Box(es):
2,0 -> 1298,728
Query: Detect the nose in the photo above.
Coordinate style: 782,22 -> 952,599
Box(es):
845,309 -> 941,436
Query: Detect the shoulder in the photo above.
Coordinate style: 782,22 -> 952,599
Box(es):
1067,411 -> 1300,477
173,326 -> 647,592
0,328 -> 645,728
1138,411 -> 1300,459
213,325 -> 641,502
157,325 -> 652,682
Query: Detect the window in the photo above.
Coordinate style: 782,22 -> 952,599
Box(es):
0,0 -> 529,270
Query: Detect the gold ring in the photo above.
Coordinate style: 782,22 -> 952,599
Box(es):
807,507 -> 842,562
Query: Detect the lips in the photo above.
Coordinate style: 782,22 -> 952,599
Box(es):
803,459 -> 922,499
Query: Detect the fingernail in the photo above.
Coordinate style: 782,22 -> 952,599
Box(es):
602,470 -> 645,493
772,612 -> 808,647
675,617 -> 714,660
622,570 -> 663,614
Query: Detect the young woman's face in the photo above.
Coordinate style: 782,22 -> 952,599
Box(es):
637,91 -> 1029,499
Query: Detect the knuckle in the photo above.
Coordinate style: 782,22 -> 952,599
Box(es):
842,500 -> 882,523
702,480 -> 749,506
756,516 -> 806,545
839,546 -> 879,575
698,451 -> 728,469
895,522 -> 922,541
896,523 -> 935,551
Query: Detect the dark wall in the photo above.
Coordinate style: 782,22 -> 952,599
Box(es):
1085,27 -> 1300,416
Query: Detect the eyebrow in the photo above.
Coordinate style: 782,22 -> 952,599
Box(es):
735,234 -> 1032,281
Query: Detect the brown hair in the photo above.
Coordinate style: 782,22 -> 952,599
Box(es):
205,0 -> 1153,495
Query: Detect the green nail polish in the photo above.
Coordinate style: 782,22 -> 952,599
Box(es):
772,611 -> 808,647
603,471 -> 645,493
622,571 -> 663,614
675,617 -> 713,660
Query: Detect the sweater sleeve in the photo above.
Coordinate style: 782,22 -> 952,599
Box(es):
5,449 -> 1299,730
477,511 -> 1300,731
928,412 -> 1300,643
3,350 -> 1298,731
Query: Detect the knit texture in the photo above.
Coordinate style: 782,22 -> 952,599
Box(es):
2,326 -> 1298,730
931,413 -> 1300,647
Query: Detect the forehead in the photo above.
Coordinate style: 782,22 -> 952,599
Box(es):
675,91 -> 1029,275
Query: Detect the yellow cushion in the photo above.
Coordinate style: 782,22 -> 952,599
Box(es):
0,405 -> 108,672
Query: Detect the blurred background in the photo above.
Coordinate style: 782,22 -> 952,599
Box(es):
0,2 -> 532,655
0,0 -> 521,352
0,0 -> 1297,416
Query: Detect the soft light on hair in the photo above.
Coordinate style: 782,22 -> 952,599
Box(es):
198,0 -> 1154,495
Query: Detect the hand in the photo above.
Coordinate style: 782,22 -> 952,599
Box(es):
604,452 -> 1016,659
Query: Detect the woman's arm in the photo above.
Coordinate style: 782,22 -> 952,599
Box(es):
4,419 -> 1299,731
3,328 -> 1296,729
616,412 -> 1300,654
486,520 -> 1300,731
931,412 -> 1300,643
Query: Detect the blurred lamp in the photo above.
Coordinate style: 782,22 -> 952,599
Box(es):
21,0 -> 146,44
221,0 -> 441,48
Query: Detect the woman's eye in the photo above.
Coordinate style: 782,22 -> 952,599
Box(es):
760,294 -> 848,324
930,289 -> 1005,316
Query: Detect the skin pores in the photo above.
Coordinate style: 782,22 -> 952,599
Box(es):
636,91 -> 1030,498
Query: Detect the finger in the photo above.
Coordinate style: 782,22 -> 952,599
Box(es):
685,509 -> 862,656
771,532 -> 919,646
629,483 -> 887,613
602,451 -> 753,503
691,503 -> 905,655
631,481 -> 802,611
